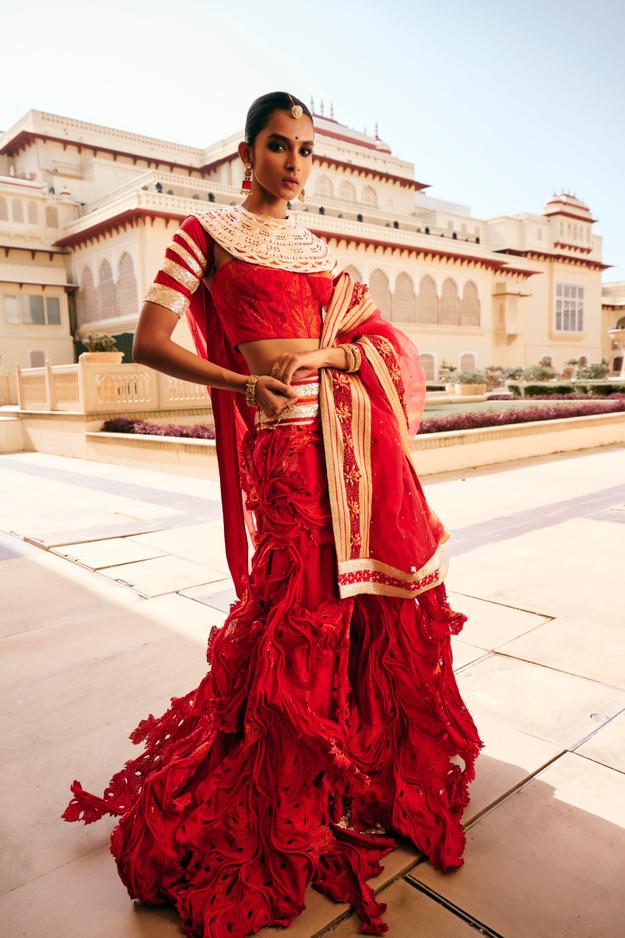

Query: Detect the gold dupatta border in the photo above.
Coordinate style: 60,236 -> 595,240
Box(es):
355,335 -> 411,456
319,272 -> 449,600
337,542 -> 449,599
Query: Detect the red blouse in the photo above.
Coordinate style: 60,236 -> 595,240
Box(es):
143,215 -> 334,351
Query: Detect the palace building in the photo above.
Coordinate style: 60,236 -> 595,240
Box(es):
0,107 -> 620,383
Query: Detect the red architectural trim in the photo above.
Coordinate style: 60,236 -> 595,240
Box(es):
553,240 -> 592,253
314,124 -> 392,153
0,278 -> 78,291
52,208 -> 184,248
0,131 -> 203,176
543,208 -> 598,223
313,229 -> 537,275
310,155 -> 426,190
1,243 -> 68,260
496,246 -> 611,271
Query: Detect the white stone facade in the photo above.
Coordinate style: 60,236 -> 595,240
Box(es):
0,108 -> 618,380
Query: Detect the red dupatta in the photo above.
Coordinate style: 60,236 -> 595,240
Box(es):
185,269 -> 450,603
185,283 -> 256,603
318,272 -> 450,599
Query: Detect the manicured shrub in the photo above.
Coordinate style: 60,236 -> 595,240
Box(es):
102,416 -> 216,439
417,399 -> 625,434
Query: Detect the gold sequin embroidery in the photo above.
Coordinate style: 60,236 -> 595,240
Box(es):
168,240 -> 203,278
143,284 -> 189,316
162,257 -> 200,292
176,228 -> 207,268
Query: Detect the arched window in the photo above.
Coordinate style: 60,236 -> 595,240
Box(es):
98,259 -> 118,318
344,264 -> 363,281
12,200 -> 24,223
391,272 -> 416,322
420,353 -> 436,381
0,197 -> 7,220
460,352 -> 476,371
315,175 -> 334,198
369,269 -> 391,318
117,252 -> 138,317
460,280 -> 480,325
27,200 -> 38,224
362,185 -> 377,207
416,275 -> 438,323
339,180 -> 356,202
439,278 -> 460,325
616,315 -> 625,329
45,206 -> 58,227
77,267 -> 98,325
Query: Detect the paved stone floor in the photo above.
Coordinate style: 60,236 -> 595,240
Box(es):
1,443 -> 624,937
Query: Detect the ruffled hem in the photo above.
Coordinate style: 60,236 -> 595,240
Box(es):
61,420 -> 484,936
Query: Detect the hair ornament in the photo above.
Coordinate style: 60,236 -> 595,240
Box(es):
288,94 -> 303,119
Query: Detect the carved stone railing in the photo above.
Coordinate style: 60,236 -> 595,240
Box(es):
15,360 -> 211,414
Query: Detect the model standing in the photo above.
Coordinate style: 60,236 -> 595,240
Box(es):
62,91 -> 484,938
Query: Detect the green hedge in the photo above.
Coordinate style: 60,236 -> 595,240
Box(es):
508,382 -> 625,397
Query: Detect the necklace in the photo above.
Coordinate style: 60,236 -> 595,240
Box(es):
192,202 -> 339,273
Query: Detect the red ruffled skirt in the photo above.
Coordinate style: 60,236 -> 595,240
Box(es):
62,381 -> 484,937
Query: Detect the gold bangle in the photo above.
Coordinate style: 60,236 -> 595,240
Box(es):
341,343 -> 355,372
245,374 -> 260,407
342,343 -> 361,373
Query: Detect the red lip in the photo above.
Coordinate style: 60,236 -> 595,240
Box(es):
282,178 -> 299,185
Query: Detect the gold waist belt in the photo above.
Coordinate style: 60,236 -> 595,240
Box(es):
255,374 -> 320,429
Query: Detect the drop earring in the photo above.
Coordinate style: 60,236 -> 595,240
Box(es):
240,163 -> 252,194
298,186 -> 305,203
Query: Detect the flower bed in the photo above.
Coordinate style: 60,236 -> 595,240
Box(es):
103,416 -> 215,439
418,398 -> 625,434
103,397 -> 625,441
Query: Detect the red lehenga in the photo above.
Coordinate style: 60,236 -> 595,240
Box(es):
62,204 -> 484,937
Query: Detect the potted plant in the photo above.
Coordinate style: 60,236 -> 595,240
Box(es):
78,332 -> 123,364
452,368 -> 489,395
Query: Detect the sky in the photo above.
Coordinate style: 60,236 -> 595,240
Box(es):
2,0 -> 624,279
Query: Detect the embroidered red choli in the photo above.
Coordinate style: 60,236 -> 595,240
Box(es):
144,214 -> 334,351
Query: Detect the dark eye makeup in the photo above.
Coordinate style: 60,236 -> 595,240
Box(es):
268,142 -> 313,156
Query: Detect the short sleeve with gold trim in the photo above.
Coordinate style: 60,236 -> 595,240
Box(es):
142,215 -> 214,317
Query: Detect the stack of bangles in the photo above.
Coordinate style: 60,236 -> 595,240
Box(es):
244,342 -> 363,408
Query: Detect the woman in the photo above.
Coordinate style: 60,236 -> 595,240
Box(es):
62,91 -> 484,937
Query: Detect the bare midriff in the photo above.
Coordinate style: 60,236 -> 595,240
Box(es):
207,242 -> 321,379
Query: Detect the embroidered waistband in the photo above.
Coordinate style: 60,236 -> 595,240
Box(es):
255,373 -> 320,430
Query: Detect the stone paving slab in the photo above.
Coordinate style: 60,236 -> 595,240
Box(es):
127,520 -> 230,572
497,612 -> 625,690
574,709 -> 625,773
50,536 -> 165,568
97,554 -> 228,597
0,550 -> 141,639
326,876 -> 487,936
446,589 -> 552,650
454,652 -> 625,749
406,752 -> 625,938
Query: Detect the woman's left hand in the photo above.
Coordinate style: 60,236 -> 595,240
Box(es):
270,349 -> 326,385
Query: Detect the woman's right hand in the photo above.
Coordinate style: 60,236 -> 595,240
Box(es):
252,374 -> 299,418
